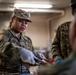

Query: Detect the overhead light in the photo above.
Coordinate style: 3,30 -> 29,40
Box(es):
20,9 -> 64,13
14,3 -> 53,9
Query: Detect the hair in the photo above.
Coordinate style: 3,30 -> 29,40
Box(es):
8,16 -> 15,28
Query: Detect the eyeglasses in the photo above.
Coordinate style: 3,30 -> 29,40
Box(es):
17,18 -> 28,24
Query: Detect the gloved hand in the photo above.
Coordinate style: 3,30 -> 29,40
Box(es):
19,48 -> 39,64
55,58 -> 63,63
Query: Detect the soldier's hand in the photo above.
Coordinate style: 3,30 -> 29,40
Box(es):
11,43 -> 22,49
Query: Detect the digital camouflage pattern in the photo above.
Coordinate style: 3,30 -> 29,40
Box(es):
12,9 -> 32,22
52,21 -> 72,61
0,28 -> 33,73
37,52 -> 76,75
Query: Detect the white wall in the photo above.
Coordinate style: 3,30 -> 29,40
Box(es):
25,14 -> 49,47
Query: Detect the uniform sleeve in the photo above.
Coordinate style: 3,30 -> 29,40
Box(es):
0,33 -> 10,53
37,64 -> 61,75
0,33 -> 21,66
51,26 -> 62,61
0,33 -> 12,63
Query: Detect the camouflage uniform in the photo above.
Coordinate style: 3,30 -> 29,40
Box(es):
52,21 -> 72,61
37,52 -> 76,75
38,0 -> 76,74
0,28 -> 33,74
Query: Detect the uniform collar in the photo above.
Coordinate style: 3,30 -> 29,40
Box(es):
8,28 -> 23,40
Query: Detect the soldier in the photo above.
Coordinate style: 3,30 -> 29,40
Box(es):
0,8 -> 34,75
37,1 -> 76,75
37,15 -> 76,75
51,0 -> 76,63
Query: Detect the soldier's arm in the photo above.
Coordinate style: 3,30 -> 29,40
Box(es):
0,32 -> 10,52
0,32 -> 21,52
51,26 -> 63,62
0,32 -> 23,66
0,32 -> 12,61
37,64 -> 62,75
37,52 -> 74,75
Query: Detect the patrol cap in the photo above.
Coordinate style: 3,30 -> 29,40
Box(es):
12,9 -> 32,22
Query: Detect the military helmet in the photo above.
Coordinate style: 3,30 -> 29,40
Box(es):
12,9 -> 32,22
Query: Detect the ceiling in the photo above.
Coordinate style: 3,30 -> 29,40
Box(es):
0,0 -> 71,19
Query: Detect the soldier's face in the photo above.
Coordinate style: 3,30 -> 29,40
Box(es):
11,17 -> 28,33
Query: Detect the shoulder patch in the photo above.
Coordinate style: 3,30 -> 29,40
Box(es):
0,30 -> 4,34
